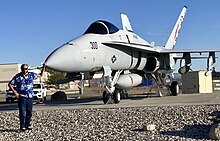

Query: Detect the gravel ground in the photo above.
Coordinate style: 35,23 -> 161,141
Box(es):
0,105 -> 220,141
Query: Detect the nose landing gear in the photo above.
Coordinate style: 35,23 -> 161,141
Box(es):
102,89 -> 121,104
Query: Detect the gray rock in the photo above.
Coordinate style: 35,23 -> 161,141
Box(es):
143,124 -> 156,131
0,105 -> 219,140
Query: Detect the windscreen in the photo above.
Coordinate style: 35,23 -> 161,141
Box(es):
84,20 -> 119,35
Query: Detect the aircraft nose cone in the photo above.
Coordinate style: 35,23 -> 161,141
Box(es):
45,44 -> 82,72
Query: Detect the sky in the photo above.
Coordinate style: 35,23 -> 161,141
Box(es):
1,0 -> 220,72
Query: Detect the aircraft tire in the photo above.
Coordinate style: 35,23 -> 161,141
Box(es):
120,89 -> 128,99
103,91 -> 110,104
170,81 -> 179,96
6,98 -> 9,103
44,96 -> 47,102
40,98 -> 44,103
113,89 -> 121,104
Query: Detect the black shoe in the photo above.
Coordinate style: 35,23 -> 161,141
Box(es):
20,128 -> 26,132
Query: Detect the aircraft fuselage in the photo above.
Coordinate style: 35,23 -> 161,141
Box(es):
45,30 -> 152,72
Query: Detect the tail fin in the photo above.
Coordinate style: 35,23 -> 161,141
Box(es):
121,13 -> 133,32
165,6 -> 187,49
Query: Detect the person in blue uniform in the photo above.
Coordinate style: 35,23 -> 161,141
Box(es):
8,64 -> 38,132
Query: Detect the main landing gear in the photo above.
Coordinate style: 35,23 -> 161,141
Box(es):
170,81 -> 179,96
151,73 -> 180,97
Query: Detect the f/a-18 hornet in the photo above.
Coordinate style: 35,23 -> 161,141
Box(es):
43,6 -> 219,104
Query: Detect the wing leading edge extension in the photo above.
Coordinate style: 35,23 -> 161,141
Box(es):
102,41 -> 220,54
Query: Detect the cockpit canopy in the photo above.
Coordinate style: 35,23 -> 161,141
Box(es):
84,20 -> 119,35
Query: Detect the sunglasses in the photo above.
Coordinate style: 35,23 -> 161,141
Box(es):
22,68 -> 28,70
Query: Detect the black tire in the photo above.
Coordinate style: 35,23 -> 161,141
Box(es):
39,98 -> 44,103
44,97 -> 47,102
103,91 -> 110,104
170,81 -> 179,96
113,89 -> 121,104
120,89 -> 128,99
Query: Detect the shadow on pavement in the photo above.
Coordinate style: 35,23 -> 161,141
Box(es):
160,124 -> 212,140
0,93 -> 160,111
0,128 -> 20,133
44,96 -> 102,106
0,96 -> 103,111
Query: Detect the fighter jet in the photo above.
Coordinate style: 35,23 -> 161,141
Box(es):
44,6 -> 219,104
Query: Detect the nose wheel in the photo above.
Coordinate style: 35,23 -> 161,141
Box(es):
101,68 -> 123,104
103,91 -> 111,104
102,89 -> 121,104
113,89 -> 121,104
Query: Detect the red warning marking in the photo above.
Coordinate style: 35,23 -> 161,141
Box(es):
129,75 -> 134,85
174,23 -> 180,39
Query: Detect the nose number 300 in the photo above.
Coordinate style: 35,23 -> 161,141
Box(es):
90,41 -> 98,49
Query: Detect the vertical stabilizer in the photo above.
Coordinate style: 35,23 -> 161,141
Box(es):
121,13 -> 133,32
165,6 -> 187,49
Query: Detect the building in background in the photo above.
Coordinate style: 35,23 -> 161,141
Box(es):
0,63 -> 48,92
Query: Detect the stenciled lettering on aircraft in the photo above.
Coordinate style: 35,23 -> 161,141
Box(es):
133,35 -> 138,39
111,55 -> 117,63
90,41 -> 98,49
119,35 -> 122,40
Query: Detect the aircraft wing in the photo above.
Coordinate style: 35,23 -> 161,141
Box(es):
174,56 -> 212,60
160,49 -> 220,54
102,41 -> 220,54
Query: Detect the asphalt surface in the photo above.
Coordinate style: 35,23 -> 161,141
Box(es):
1,92 -> 220,111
